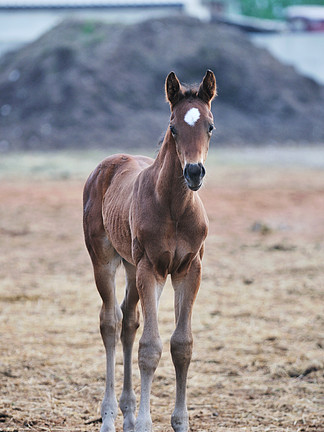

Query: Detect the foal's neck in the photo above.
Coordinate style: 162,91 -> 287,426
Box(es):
154,131 -> 193,216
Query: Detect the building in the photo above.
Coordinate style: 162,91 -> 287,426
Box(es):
285,6 -> 324,32
0,0 -> 210,20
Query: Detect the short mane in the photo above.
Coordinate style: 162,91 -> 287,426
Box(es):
182,85 -> 200,98
170,84 -> 200,107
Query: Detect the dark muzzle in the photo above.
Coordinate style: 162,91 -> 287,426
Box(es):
183,163 -> 206,191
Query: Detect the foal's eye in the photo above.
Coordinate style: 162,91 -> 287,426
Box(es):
208,124 -> 214,134
170,125 -> 177,136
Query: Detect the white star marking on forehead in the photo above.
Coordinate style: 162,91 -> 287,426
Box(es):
184,107 -> 200,127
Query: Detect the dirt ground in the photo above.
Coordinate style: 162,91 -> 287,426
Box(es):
0,149 -> 323,432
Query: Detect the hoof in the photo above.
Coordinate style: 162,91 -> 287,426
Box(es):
120,390 -> 136,432
100,398 -> 118,432
171,411 -> 189,432
123,415 -> 136,432
135,418 -> 152,432
100,421 -> 115,432
100,411 -> 117,432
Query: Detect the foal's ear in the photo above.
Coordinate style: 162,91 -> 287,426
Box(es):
166,71 -> 181,106
198,70 -> 217,105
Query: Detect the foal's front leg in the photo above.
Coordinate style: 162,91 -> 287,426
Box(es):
170,257 -> 202,432
135,257 -> 165,432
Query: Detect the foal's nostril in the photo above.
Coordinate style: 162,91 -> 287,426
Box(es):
183,163 -> 206,191
185,163 -> 205,179
184,164 -> 189,179
199,163 -> 206,179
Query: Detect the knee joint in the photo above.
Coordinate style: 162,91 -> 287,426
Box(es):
170,333 -> 193,364
121,303 -> 140,330
100,319 -> 120,334
121,316 -> 140,332
100,310 -> 122,337
138,338 -> 162,371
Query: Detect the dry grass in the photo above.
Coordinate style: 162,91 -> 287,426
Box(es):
0,149 -> 324,432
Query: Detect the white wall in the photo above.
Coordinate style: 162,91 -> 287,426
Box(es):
251,32 -> 324,85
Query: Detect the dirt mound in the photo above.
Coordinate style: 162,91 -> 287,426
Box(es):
1,16 -> 324,151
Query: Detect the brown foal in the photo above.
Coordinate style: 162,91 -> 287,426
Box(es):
83,70 -> 217,432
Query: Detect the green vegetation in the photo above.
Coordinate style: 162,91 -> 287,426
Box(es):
82,20 -> 97,34
240,0 -> 324,20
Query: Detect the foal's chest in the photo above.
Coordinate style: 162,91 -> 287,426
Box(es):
135,212 -> 208,278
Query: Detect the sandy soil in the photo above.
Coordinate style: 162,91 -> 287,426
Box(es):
0,151 -> 323,432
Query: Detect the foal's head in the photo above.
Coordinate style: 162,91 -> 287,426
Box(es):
166,70 -> 217,191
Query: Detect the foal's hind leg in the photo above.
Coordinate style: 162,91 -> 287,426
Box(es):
119,261 -> 140,432
90,237 -> 122,432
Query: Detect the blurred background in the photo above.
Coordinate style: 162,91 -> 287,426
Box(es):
0,0 -> 324,152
